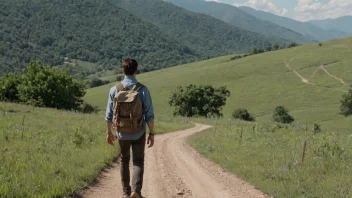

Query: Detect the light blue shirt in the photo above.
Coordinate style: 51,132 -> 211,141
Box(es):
105,76 -> 154,140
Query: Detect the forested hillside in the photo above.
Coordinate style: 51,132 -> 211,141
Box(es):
114,0 -> 285,58
0,0 -> 199,75
166,0 -> 311,44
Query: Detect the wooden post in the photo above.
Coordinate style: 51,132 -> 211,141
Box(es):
21,114 -> 25,140
301,140 -> 307,167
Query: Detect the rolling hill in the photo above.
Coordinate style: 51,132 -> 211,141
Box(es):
114,0 -> 286,57
166,0 -> 311,44
310,16 -> 352,33
86,37 -> 352,132
239,6 -> 351,42
0,0 -> 201,75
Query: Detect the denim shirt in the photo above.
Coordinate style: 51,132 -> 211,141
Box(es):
105,76 -> 154,140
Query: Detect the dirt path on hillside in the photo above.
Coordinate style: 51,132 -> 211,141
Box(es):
285,61 -> 314,85
80,124 -> 269,198
319,65 -> 349,86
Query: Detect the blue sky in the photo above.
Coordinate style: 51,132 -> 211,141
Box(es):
207,0 -> 352,21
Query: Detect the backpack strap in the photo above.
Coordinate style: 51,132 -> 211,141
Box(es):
132,82 -> 144,91
116,83 -> 124,92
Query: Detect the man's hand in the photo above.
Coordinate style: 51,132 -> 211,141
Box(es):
107,133 -> 117,146
147,134 -> 154,148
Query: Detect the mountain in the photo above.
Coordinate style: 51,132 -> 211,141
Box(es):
0,0 -> 200,75
239,6 -> 351,42
165,0 -> 311,44
114,0 -> 286,58
310,16 -> 352,33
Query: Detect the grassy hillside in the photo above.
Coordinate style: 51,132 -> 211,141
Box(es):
114,0 -> 285,57
166,0 -> 311,44
239,6 -> 351,42
85,37 -> 352,197
86,37 -> 352,132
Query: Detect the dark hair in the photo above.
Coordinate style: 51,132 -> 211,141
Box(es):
123,58 -> 138,75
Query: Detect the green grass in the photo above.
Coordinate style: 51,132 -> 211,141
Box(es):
85,37 -> 352,197
0,102 -> 190,198
0,102 -> 118,197
189,119 -> 352,197
86,37 -> 352,132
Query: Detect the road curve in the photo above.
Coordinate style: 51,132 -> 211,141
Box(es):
81,124 -> 268,198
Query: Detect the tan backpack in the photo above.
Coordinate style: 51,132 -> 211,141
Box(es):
113,82 -> 144,133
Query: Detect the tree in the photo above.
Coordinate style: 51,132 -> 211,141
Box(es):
273,106 -> 294,123
17,61 -> 86,110
169,85 -> 230,117
288,42 -> 298,48
273,43 -> 280,50
340,86 -> 352,116
0,73 -> 21,101
258,49 -> 265,53
266,46 -> 272,52
232,108 -> 255,121
252,47 -> 258,54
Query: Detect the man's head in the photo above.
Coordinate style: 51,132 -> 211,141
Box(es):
122,58 -> 138,76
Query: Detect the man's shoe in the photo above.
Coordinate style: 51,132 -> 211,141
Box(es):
130,192 -> 141,198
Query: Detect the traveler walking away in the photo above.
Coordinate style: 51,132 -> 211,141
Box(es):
105,58 -> 155,198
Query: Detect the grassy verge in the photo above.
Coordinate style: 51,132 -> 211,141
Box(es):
0,102 -> 191,197
189,118 -> 352,197
0,102 -> 118,197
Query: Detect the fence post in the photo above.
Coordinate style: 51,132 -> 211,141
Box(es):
301,139 -> 307,167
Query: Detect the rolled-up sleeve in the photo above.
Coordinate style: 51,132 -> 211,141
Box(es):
140,87 -> 154,122
105,87 -> 116,122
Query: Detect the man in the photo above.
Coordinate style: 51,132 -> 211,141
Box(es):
105,58 -> 155,198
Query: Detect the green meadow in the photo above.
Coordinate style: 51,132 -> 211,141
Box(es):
2,37 -> 352,197
0,102 -> 189,197
85,37 -> 352,197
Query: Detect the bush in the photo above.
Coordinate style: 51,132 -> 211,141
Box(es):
258,49 -> 265,53
0,73 -> 21,101
312,124 -> 322,134
169,84 -> 230,117
288,42 -> 299,48
340,86 -> 352,116
17,60 -> 86,110
89,78 -> 110,88
116,75 -> 124,81
80,102 -> 99,114
230,55 -> 243,60
232,108 -> 255,121
273,106 -> 294,123
319,43 -> 323,46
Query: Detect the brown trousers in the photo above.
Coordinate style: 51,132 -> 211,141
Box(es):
118,133 -> 146,196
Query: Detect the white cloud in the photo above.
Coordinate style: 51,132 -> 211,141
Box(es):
295,0 -> 352,21
234,0 -> 289,16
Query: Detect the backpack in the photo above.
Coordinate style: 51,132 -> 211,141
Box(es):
113,82 -> 144,133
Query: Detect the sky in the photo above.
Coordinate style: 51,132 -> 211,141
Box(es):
206,0 -> 352,21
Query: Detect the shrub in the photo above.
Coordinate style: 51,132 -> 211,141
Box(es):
232,108 -> 255,121
116,75 -> 124,81
252,47 -> 258,54
273,43 -> 280,50
230,55 -> 243,60
340,86 -> 352,116
80,102 -> 99,114
273,106 -> 294,123
312,124 -> 322,134
319,43 -> 323,46
17,60 -> 86,110
288,42 -> 299,48
266,46 -> 272,52
0,73 -> 21,101
169,85 -> 230,117
89,78 -> 110,88
258,49 -> 265,53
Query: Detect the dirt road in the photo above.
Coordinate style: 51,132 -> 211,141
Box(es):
81,124 -> 268,198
